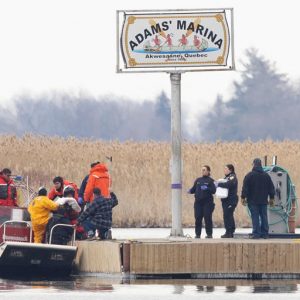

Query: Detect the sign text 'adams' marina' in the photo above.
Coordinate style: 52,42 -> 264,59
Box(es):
120,10 -> 232,70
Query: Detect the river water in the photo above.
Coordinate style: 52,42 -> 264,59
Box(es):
1,228 -> 300,299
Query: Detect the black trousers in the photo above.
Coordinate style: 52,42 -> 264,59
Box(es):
222,201 -> 236,234
194,201 -> 215,236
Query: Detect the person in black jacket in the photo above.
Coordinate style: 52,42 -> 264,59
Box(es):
241,158 -> 275,239
46,205 -> 74,245
189,165 -> 216,238
217,164 -> 238,238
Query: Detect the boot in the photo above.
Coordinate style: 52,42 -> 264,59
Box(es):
221,232 -> 233,238
106,229 -> 112,240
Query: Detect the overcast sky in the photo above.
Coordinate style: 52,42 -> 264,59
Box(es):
0,0 -> 299,126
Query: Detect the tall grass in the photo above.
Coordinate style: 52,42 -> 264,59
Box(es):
1,135 -> 299,227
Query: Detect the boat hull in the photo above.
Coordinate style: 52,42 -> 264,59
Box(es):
0,242 -> 77,276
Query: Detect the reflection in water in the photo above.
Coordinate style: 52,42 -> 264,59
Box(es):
196,285 -> 215,292
226,286 -> 237,293
173,285 -> 184,294
252,283 -> 298,293
0,277 -> 299,294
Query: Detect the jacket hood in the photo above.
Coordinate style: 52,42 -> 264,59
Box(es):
0,174 -> 12,184
90,163 -> 108,174
252,166 -> 264,173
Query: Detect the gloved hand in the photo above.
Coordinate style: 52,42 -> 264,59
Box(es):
269,198 -> 275,207
78,197 -> 84,205
241,198 -> 247,206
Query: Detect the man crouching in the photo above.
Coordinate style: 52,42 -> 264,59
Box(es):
78,188 -> 118,240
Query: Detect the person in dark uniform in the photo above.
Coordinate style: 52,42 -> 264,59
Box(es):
217,164 -> 238,238
189,165 -> 216,238
241,158 -> 275,239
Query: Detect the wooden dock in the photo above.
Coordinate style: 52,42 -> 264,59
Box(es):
75,238 -> 300,279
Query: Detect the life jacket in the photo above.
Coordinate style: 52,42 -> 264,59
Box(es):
0,175 -> 17,207
48,180 -> 79,200
84,164 -> 111,202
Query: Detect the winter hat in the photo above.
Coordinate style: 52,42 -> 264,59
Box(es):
90,161 -> 100,168
63,185 -> 75,198
38,187 -> 47,196
253,158 -> 262,167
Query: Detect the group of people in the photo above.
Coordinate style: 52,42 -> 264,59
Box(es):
1,157 -> 276,243
0,162 -> 118,244
189,158 -> 275,239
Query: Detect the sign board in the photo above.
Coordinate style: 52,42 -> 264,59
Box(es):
117,9 -> 234,73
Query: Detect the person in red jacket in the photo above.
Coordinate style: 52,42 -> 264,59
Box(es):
0,168 -> 18,207
84,162 -> 111,203
48,176 -> 79,201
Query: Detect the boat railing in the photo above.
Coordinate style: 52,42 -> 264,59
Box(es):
0,220 -> 33,243
49,224 -> 76,246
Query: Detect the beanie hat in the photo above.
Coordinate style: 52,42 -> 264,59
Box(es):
38,187 -> 47,196
253,158 -> 262,167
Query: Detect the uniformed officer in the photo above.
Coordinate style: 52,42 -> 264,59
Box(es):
189,165 -> 216,239
217,164 -> 238,238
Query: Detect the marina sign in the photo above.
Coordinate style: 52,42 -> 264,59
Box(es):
117,9 -> 234,72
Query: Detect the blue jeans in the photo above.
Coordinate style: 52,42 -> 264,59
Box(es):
248,204 -> 269,238
81,220 -> 109,239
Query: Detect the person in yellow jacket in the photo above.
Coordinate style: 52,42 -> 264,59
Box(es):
28,187 -> 59,243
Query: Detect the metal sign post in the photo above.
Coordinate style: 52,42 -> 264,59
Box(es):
117,8 -> 234,237
170,72 -> 183,236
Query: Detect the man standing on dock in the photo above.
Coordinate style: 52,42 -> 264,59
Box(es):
241,158 -> 275,239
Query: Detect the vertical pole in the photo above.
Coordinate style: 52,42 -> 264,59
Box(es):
170,72 -> 183,237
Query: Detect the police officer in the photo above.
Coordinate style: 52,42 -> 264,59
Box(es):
217,164 -> 238,238
189,165 -> 216,238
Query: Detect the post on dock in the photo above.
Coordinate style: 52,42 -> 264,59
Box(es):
170,72 -> 183,237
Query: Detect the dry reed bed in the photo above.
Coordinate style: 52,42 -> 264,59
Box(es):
0,135 -> 300,227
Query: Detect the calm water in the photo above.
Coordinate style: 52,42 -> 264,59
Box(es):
1,277 -> 300,299
1,228 -> 300,299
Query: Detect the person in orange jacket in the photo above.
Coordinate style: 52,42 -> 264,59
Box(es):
48,176 -> 79,201
0,168 -> 18,207
84,162 -> 111,203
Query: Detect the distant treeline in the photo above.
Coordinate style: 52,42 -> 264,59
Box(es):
0,92 -> 172,141
201,49 -> 300,141
1,49 -> 300,141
